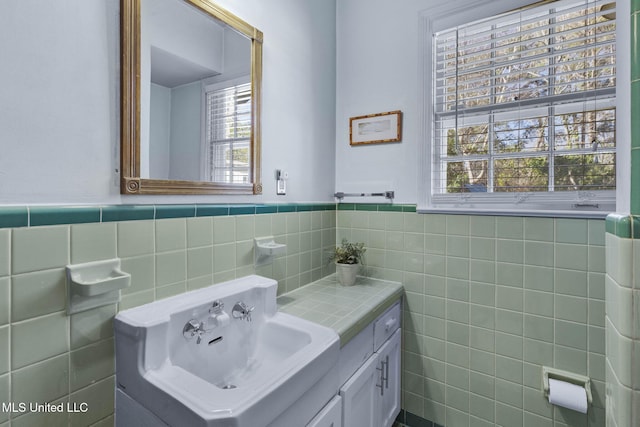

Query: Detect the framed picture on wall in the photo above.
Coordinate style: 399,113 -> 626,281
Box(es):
349,110 -> 402,146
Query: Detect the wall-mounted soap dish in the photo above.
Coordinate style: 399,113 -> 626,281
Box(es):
66,258 -> 131,314
254,236 -> 287,266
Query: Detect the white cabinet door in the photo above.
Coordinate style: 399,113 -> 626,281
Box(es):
339,353 -> 380,427
377,329 -> 401,427
307,395 -> 342,427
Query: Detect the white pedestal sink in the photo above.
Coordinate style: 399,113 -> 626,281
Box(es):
114,275 -> 340,427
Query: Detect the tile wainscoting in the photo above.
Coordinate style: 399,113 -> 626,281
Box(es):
0,203 -> 614,427
0,204 -> 337,426
337,207 -> 606,427
603,213 -> 640,427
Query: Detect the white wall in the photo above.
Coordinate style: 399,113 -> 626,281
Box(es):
334,0 -> 530,205
149,81 -> 202,182
169,81 -> 201,181
335,0 -> 631,209
335,0 -> 428,204
223,28 -> 251,78
149,83 -> 172,179
0,0 -> 336,204
0,1 -> 119,204
146,0 -> 225,73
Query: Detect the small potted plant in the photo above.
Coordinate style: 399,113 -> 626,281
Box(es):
330,239 -> 366,286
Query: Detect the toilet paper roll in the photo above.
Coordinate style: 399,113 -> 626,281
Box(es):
548,378 -> 588,413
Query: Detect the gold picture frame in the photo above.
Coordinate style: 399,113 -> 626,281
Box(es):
349,110 -> 402,146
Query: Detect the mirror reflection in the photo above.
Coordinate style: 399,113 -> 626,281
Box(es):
142,0 -> 251,183
120,0 -> 262,195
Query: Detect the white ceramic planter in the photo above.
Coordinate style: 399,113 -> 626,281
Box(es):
335,263 -> 360,286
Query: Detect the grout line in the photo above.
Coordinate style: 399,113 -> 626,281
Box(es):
6,228 -> 12,427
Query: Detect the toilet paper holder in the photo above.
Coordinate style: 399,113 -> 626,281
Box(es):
542,366 -> 592,404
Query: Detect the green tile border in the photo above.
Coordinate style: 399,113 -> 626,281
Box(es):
0,207 -> 28,228
355,204 -> 378,211
102,205 -> 155,222
1,203 -> 605,231
378,204 -> 403,212
155,204 -> 196,219
634,216 -> 640,239
30,206 -> 100,226
632,148 -> 640,215
0,203 -> 340,229
605,213 -> 633,238
277,205 -> 296,213
336,203 -> 417,212
255,205 -> 278,214
196,205 -> 229,217
228,205 -> 256,216
337,203 -> 356,211
296,204 -> 314,212
396,409 -> 443,427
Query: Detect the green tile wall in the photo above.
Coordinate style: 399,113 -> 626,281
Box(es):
0,203 -> 615,427
338,210 -> 606,427
633,5 -> 640,214
604,219 -> 640,427
0,205 -> 337,426
606,215 -> 640,424
604,5 -> 640,427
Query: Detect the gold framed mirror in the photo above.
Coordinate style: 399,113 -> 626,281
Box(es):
121,0 -> 262,195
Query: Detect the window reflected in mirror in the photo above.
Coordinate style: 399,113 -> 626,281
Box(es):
205,79 -> 252,184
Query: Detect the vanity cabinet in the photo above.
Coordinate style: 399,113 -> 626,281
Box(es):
377,329 -> 401,427
340,352 -> 380,427
307,395 -> 342,427
339,329 -> 401,427
312,301 -> 400,427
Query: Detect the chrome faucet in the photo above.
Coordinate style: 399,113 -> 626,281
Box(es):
183,319 -> 206,344
183,300 -> 227,344
209,300 -> 224,314
232,301 -> 255,322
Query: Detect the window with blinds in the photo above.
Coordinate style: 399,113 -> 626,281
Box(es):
432,0 -> 616,209
205,82 -> 252,184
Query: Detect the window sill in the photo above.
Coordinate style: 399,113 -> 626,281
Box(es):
417,206 -> 609,219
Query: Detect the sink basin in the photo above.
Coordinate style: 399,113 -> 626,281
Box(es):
114,275 -> 340,427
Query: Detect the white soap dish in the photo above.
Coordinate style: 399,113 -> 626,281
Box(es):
254,236 -> 287,266
66,258 -> 131,314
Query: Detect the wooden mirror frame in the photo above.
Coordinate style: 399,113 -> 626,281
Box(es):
120,0 -> 263,195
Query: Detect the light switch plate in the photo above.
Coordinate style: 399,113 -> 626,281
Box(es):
276,169 -> 287,195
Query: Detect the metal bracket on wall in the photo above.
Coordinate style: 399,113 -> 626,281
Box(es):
334,191 -> 394,201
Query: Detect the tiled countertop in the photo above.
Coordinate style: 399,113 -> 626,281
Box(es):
277,275 -> 404,346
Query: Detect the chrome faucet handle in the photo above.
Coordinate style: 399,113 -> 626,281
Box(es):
232,302 -> 255,322
245,305 -> 255,322
183,319 -> 204,344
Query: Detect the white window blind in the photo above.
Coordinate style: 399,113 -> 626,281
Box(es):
431,0 -> 616,212
205,82 -> 252,184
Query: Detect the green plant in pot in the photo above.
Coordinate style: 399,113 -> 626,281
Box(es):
330,239 -> 366,286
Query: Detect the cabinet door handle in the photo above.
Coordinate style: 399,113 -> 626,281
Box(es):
376,363 -> 385,396
384,318 -> 397,332
384,355 -> 389,389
